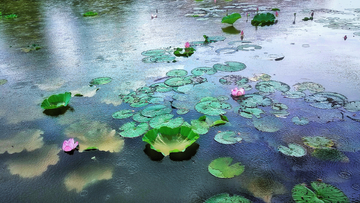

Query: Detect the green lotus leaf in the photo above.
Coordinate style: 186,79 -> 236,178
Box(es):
248,73 -> 271,82
142,126 -> 200,156
208,157 -> 245,178
148,97 -> 164,104
255,80 -> 290,93
141,104 -> 172,118
119,122 -> 149,138
0,79 -> 7,85
190,119 -> 209,135
198,115 -> 207,121
90,77 -> 112,85
236,107 -> 264,119
305,92 -> 347,109
219,75 -> 249,85
213,61 -> 246,72
132,112 -> 152,122
220,115 -> 229,122
4,14 -> 18,19
149,82 -> 173,92
237,93 -> 272,108
207,36 -> 226,42
251,13 -> 276,26
344,101 -> 360,112
83,11 -> 98,17
136,86 -> 156,94
292,182 -> 349,203
204,193 -> 251,203
214,131 -> 242,144
253,116 -> 283,132
237,44 -> 262,51
302,17 -> 313,21
130,101 -> 149,108
164,77 -> 192,87
176,108 -> 189,115
302,136 -> 334,149
195,100 -> 231,116
173,47 -> 196,57
191,67 -> 217,76
278,143 -> 306,157
210,120 -> 227,126
141,49 -> 166,56
271,103 -> 288,110
186,75 -> 207,85
200,96 -> 219,102
271,110 -> 290,118
312,149 -> 349,162
217,96 -> 229,101
142,55 -> 176,63
221,13 -> 242,24
166,69 -> 188,77
149,114 -> 184,129
112,110 -> 134,119
271,8 -> 280,11
282,91 -> 306,99
293,82 -> 325,93
41,92 -> 71,109
292,116 -> 309,125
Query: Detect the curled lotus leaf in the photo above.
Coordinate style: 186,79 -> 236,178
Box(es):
191,67 -> 217,76
293,82 -> 325,93
164,76 -> 192,87
208,157 -> 245,178
312,149 -> 349,162
141,49 -> 166,56
166,69 -> 188,77
221,13 -> 242,24
253,116 -> 283,132
112,109 -> 134,119
237,44 -> 262,51
302,136 -> 334,149
292,181 -> 350,203
213,61 -> 246,72
237,93 -> 272,108
282,91 -> 306,99
90,77 -> 112,85
195,100 -> 231,116
204,193 -> 251,203
149,114 -> 184,129
219,75 -> 249,85
292,116 -> 309,125
255,80 -> 290,93
41,92 -> 71,110
305,92 -> 347,109
141,104 -> 172,118
119,122 -> 149,138
150,82 -> 173,92
214,131 -> 242,144
344,101 -> 360,112
278,143 -> 307,157
132,112 -> 152,122
251,13 -> 276,26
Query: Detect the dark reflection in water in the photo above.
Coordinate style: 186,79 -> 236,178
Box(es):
43,105 -> 74,116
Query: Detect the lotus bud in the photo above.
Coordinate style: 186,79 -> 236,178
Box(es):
344,35 -> 347,40
275,11 -> 279,17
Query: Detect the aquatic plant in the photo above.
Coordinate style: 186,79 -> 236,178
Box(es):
185,42 -> 190,48
271,8 -> 280,11
4,14 -> 17,19
221,13 -> 241,24
195,97 -> 231,116
302,17 -> 313,21
83,11 -> 98,17
278,143 -> 307,157
231,87 -> 245,96
292,181 -> 349,202
204,193 -> 251,203
112,109 -> 134,119
173,47 -> 196,57
214,131 -> 242,144
251,13 -> 276,26
142,126 -> 200,156
62,138 -> 78,152
0,79 -> 7,85
119,122 -> 149,138
166,69 -> 188,77
90,77 -> 112,85
208,157 -> 244,178
302,136 -> 334,149
41,92 -> 71,110
213,61 -> 246,72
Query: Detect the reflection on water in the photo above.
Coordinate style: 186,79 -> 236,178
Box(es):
1,0 -> 360,202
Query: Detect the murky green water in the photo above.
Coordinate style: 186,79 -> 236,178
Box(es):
1,0 -> 360,202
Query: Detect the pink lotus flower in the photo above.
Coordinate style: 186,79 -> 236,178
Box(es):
62,138 -> 78,152
241,30 -> 244,36
185,42 -> 190,48
275,11 -> 279,17
231,88 -> 245,96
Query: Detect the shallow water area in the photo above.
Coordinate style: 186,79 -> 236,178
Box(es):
1,0 -> 360,202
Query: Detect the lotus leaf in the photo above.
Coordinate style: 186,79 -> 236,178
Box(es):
344,101 -> 360,112
142,55 -> 176,63
0,79 -> 7,85
195,100 -> 231,116
221,13 -> 241,24
271,103 -> 288,110
302,17 -> 313,21
271,110 -> 290,118
112,110 -> 134,119
141,49 -> 166,56
312,148 -> 349,162
148,97 -> 164,104
283,91 -> 306,99
90,77 -> 112,85
204,193 -> 251,203
213,61 -> 246,72
173,47 -> 196,57
237,93 -> 272,108
191,67 -> 217,76
208,157 -> 245,178
41,92 -> 71,110
207,36 -> 226,42
119,122 -> 149,138
176,108 -> 189,115
142,126 -> 200,156
278,143 -> 306,157
187,75 -> 207,85
150,82 -> 173,92
166,69 -> 188,77
215,131 -> 242,144
236,107 -> 264,119
248,73 -> 271,82
293,82 -> 325,93
164,77 -> 192,87
149,114 -> 184,129
292,181 -> 349,203
136,86 -> 156,94
219,75 -> 249,85
4,14 -> 18,19
251,13 -> 276,26
132,112 -> 152,122
237,44 -> 262,51
211,120 -> 227,126
292,116 -> 309,125
83,11 -> 98,17
305,92 -> 347,109
302,136 -> 334,149
190,119 -> 209,135
253,116 -> 283,132
141,104 -> 172,117
255,80 -> 290,93
271,8 -> 280,11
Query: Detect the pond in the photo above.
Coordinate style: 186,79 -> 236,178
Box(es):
1,0 -> 360,202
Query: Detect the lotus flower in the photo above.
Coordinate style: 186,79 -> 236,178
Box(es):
231,88 -> 245,96
241,30 -> 244,37
62,138 -> 78,152
185,42 -> 190,48
275,11 -> 279,17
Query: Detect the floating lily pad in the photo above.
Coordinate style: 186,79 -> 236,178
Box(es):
302,136 -> 334,149
272,8 -> 280,11
41,92 -> 71,110
191,67 -> 217,76
344,101 -> 360,112
132,112 -> 152,122
141,104 -> 172,118
136,86 -> 155,94
292,181 -> 349,203
292,116 -> 309,125
142,126 -> 200,156
187,75 -> 207,85
293,82 -> 325,93
235,106 -> 264,119
312,149 -> 349,162
305,92 -> 347,109
119,122 -> 149,138
221,13 -> 241,24
215,131 -> 242,144
112,110 -> 134,119
272,103 -> 288,110
248,73 -> 271,82
166,69 -> 188,77
282,91 -> 306,99
90,77 -> 112,85
83,11 -> 98,17
207,36 -> 226,42
208,157 -> 245,178
253,116 -> 283,132
237,93 -> 272,108
195,100 -> 231,116
141,49 -> 166,56
278,143 -> 306,157
219,75 -> 249,85
213,61 -> 246,72
190,119 -> 210,135
255,80 -> 290,93
0,79 -> 8,85
251,13 -> 276,26
164,77 -> 192,87
142,55 -> 176,63
176,108 -> 189,115
237,44 -> 262,51
204,193 -> 251,203
149,114 -> 184,129
149,82 -> 173,92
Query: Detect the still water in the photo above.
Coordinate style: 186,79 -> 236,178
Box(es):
1,0 -> 360,202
